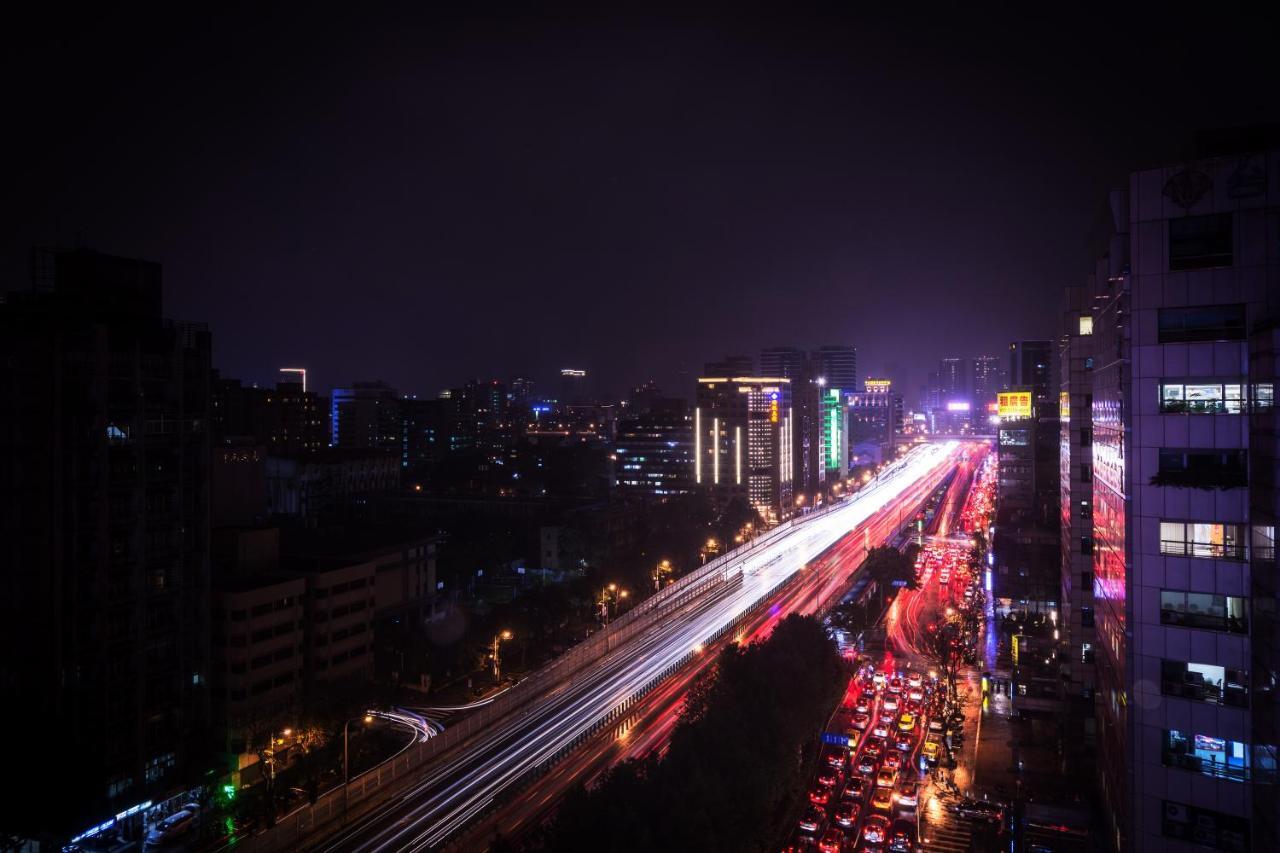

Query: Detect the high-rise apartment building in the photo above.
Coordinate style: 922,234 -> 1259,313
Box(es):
1085,147 -> 1279,852
212,375 -> 326,454
0,249 -> 212,833
694,376 -> 793,524
1059,282 -> 1098,707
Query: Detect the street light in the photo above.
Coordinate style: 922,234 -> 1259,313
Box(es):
654,559 -> 672,590
491,629 -> 514,680
599,585 -> 628,625
343,713 -> 375,817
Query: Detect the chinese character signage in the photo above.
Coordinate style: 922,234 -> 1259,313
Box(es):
997,391 -> 1032,418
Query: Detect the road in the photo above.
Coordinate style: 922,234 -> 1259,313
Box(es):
313,442 -> 962,852
882,446 -> 1001,852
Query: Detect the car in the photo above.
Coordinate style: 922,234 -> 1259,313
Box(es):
894,733 -> 913,752
875,767 -> 898,788
895,782 -> 919,808
798,806 -> 825,834
845,776 -> 871,801
888,820 -> 915,852
844,728 -> 862,749
857,754 -> 878,774
872,671 -> 887,687
881,694 -> 899,712
145,808 -> 197,847
833,799 -> 861,829
852,712 -> 871,730
881,750 -> 902,771
888,677 -> 903,694
862,814 -> 891,844
951,798 -> 1005,824
854,692 -> 873,713
928,718 -> 944,733
863,739 -> 883,759
817,827 -> 845,853
872,722 -> 889,739
907,672 -> 923,688
908,687 -> 925,702
897,713 -> 915,732
809,785 -> 831,806
817,766 -> 843,788
824,748 -> 847,769
878,710 -> 896,726
870,786 -> 894,811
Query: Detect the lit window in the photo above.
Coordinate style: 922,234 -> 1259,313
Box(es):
1159,521 -> 1245,560
1078,316 -> 1093,335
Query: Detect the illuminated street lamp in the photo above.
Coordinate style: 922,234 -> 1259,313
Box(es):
598,585 -> 628,624
653,559 -> 673,590
491,629 -> 514,680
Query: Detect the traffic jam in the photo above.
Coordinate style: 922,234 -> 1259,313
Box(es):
790,453 -> 1002,851
792,663 -> 943,852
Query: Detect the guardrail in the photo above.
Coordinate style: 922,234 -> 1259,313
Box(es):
246,446 -> 957,851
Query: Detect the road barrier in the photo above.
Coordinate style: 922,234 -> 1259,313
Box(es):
246,446 -> 959,851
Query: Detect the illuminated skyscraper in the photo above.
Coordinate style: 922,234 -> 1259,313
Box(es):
1083,146 -> 1279,852
693,376 -> 793,524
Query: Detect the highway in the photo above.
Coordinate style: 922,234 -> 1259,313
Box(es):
316,441 -> 962,852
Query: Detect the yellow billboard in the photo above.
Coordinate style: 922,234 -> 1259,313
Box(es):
998,391 -> 1032,419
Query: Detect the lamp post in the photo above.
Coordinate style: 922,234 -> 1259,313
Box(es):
598,584 -> 628,624
491,629 -> 513,680
343,714 -> 374,817
653,559 -> 672,590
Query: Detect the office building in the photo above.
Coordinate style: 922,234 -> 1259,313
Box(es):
694,376 -> 793,524
1086,146 -> 1279,852
972,354 -> 1004,409
1010,340 -> 1055,411
614,398 -> 694,497
0,248 -> 212,833
812,344 -> 858,391
331,381 -> 402,452
847,378 -> 903,465
938,356 -> 969,397
760,346 -> 807,380
703,354 -> 755,377
820,386 -> 848,478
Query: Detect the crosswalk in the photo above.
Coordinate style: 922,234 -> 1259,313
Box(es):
919,810 -> 973,851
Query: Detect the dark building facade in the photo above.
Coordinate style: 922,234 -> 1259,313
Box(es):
812,344 -> 858,392
613,398 -> 694,497
0,249 -> 212,834
331,380 -> 402,452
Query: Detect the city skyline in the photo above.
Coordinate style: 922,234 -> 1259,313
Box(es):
2,7 -> 1277,852
6,9 -> 1274,398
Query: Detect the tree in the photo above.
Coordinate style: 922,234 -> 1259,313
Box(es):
539,615 -> 844,853
858,545 -> 918,608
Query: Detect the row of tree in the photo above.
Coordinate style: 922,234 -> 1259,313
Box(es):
533,615 -> 845,852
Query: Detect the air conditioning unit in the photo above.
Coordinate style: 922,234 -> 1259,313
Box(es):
1164,800 -> 1189,823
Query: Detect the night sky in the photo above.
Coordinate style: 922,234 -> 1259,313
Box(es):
5,7 -> 1274,402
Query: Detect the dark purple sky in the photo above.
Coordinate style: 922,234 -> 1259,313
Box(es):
5,8 -> 1274,401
